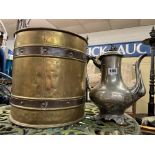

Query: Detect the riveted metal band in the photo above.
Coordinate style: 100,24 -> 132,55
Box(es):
11,96 -> 86,110
14,46 -> 87,62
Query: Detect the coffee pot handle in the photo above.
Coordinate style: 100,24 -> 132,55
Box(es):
87,56 -> 101,69
86,55 -> 101,92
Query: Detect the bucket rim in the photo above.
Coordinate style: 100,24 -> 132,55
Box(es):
14,27 -> 88,44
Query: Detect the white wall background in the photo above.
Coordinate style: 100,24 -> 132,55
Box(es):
81,25 -> 153,45
7,25 -> 154,50
6,39 -> 14,50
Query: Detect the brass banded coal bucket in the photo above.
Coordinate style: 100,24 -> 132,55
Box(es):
10,27 -> 88,128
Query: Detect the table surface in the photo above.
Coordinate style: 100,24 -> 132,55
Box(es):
135,114 -> 155,135
0,103 -> 140,135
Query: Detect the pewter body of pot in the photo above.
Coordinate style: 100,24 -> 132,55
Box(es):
89,50 -> 147,124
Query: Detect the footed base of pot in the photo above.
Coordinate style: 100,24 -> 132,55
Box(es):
94,114 -> 125,125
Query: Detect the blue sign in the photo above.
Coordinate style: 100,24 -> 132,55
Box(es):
87,41 -> 151,57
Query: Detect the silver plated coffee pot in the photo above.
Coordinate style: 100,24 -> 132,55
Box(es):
89,46 -> 147,124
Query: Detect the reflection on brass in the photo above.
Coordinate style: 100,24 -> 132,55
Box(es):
10,27 -> 87,128
12,57 -> 86,98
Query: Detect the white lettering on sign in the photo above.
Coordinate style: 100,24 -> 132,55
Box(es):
88,42 -> 149,57
92,46 -> 100,56
118,45 -> 125,54
100,46 -> 108,55
87,48 -> 91,55
136,43 -> 147,54
88,46 -> 108,56
126,43 -> 136,54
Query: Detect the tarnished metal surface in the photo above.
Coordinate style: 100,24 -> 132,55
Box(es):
14,27 -> 87,52
11,27 -> 87,127
14,46 -> 87,62
11,96 -> 85,109
0,103 -> 140,135
90,49 -> 146,124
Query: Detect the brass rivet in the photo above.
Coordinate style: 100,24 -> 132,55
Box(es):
16,51 -> 20,56
69,52 -> 73,57
41,101 -> 48,109
43,48 -> 48,53
20,49 -> 24,54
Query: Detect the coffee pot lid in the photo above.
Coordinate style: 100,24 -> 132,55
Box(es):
98,45 -> 123,61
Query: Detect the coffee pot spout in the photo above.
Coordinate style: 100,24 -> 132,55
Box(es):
130,54 -> 147,101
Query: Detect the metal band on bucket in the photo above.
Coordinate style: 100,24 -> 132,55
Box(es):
11,96 -> 86,110
14,46 -> 87,62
